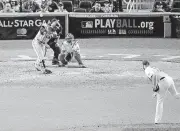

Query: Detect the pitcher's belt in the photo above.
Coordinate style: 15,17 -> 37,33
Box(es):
160,77 -> 165,80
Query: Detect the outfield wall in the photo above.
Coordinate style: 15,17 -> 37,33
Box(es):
0,12 -> 179,40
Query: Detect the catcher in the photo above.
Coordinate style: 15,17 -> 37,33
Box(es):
142,60 -> 180,124
59,33 -> 86,68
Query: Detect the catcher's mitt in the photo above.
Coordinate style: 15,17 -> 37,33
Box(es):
153,85 -> 159,92
65,52 -> 73,62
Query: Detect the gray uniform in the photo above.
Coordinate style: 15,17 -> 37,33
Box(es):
145,66 -> 180,123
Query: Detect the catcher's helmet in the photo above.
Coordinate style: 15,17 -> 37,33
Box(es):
65,33 -> 74,40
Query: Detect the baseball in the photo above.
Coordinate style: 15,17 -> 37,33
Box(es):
40,13 -> 43,17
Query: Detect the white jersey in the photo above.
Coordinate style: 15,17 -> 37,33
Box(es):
61,40 -> 80,54
33,31 -> 46,44
33,23 -> 57,44
145,66 -> 168,88
33,23 -> 48,44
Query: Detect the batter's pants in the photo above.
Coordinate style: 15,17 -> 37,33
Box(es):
32,40 -> 46,66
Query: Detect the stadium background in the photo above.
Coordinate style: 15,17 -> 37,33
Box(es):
0,0 -> 180,131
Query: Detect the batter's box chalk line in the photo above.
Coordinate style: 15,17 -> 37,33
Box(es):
161,56 -> 180,60
0,75 -> 41,84
107,54 -> 141,59
116,71 -> 143,78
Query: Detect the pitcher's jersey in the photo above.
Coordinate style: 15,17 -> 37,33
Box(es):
145,66 -> 168,88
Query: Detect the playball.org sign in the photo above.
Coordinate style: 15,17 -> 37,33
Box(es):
69,14 -> 164,38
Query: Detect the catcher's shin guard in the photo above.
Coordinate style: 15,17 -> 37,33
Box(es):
59,54 -> 68,65
74,52 -> 83,65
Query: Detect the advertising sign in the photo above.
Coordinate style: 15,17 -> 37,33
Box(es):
0,15 -> 65,40
69,14 -> 164,38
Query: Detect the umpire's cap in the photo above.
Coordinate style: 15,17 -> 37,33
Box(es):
142,60 -> 150,66
51,18 -> 59,23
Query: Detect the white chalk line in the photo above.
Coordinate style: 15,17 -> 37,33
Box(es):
11,55 -> 36,60
10,54 -> 87,61
115,71 -> 143,78
162,56 -> 180,60
123,55 -> 141,59
107,54 -> 141,59
0,75 -> 41,84
107,53 -> 131,56
0,70 -> 143,84
10,54 -> 180,61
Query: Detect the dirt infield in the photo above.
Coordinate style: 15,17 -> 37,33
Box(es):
0,38 -> 180,131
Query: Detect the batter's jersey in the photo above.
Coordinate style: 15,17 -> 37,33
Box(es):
33,23 -> 57,44
33,23 -> 49,44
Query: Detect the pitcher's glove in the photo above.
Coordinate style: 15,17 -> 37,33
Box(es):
153,85 -> 159,92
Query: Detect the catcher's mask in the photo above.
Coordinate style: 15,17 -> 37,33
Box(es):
65,33 -> 74,42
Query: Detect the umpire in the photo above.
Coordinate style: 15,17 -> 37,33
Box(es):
47,20 -> 63,65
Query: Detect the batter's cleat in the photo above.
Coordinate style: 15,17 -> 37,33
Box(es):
35,63 -> 41,71
36,68 -> 41,71
42,69 -> 52,74
79,64 -> 87,68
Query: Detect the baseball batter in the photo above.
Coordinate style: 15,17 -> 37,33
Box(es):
142,60 -> 180,124
32,18 -> 59,74
59,33 -> 86,68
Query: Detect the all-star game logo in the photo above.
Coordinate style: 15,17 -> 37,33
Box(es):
17,28 -> 27,36
0,19 -> 51,28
